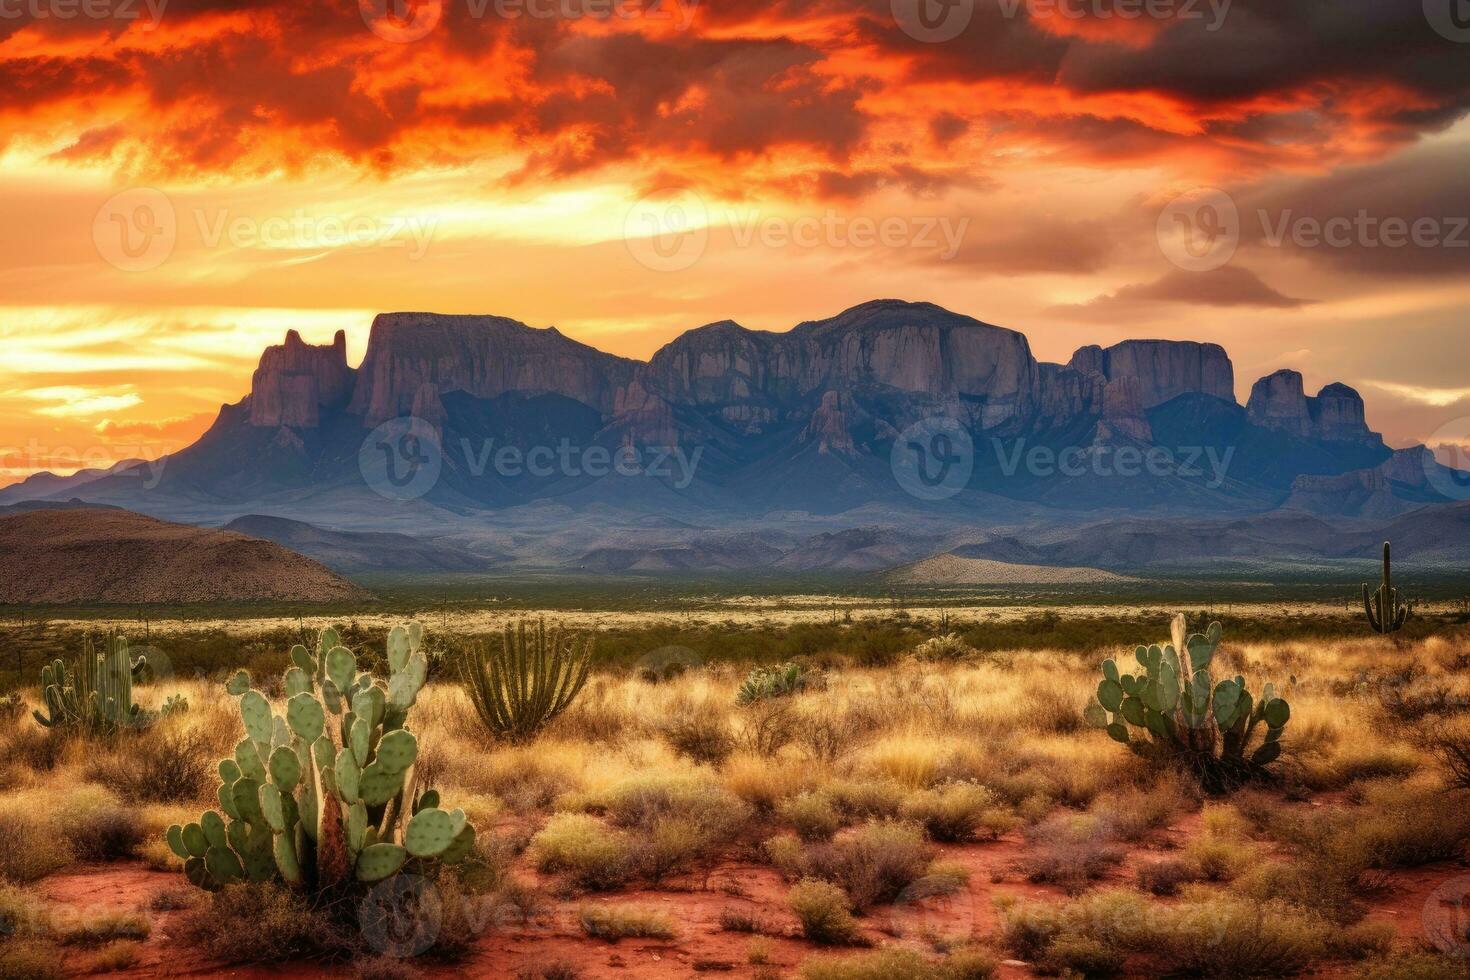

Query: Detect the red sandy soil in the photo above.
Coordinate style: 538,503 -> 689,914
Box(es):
31,801 -> 1470,979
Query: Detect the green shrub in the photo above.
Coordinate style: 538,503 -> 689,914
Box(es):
900,783 -> 1015,843
578,904 -> 677,942
798,822 -> 933,911
789,879 -> 864,946
782,792 -> 842,842
530,813 -> 631,890
799,946 -> 996,980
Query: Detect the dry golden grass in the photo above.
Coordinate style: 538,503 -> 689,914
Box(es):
3,624 -> 1470,978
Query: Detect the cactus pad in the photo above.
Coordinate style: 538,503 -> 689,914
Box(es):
286,693 -> 325,743
225,670 -> 252,696
355,843 -> 409,882
239,690 -> 273,745
376,729 -> 418,774
404,808 -> 456,858
269,745 -> 302,792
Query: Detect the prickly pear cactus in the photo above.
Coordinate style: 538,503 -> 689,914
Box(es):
167,623 -> 475,893
1084,615 -> 1291,789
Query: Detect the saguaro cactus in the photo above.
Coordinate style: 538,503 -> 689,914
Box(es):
461,619 -> 592,742
1362,541 -> 1410,635
32,635 -> 152,735
1085,614 -> 1291,791
168,623 -> 475,892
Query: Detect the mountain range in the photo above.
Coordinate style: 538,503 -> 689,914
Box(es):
10,299 -> 1469,579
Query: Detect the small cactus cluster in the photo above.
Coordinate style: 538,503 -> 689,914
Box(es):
168,623 -> 474,892
735,662 -> 809,705
1363,541 -> 1411,634
1084,615 -> 1291,783
32,635 -> 172,735
461,620 -> 592,742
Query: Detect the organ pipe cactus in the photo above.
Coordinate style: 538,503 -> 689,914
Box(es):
1084,615 -> 1291,791
32,635 -> 157,735
167,623 -> 475,892
1362,541 -> 1411,635
461,619 -> 592,742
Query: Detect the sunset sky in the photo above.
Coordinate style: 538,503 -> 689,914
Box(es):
1,0 -> 1468,483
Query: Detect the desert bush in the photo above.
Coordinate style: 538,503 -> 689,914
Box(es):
1136,857 -> 1199,896
0,940 -> 60,980
578,904 -> 677,941
789,878 -> 864,945
723,752 -> 814,811
591,772 -> 750,880
1090,777 -> 1190,841
1020,814 -> 1124,893
782,792 -> 842,842
799,946 -> 997,980
66,805 -> 144,862
900,782 -> 1015,843
0,722 -> 66,774
1353,951 -> 1470,980
88,726 -> 214,804
825,779 -> 907,822
790,821 -> 933,911
177,882 -> 356,963
737,700 -> 800,756
999,888 -> 1331,979
659,702 -> 735,765
530,813 -> 632,890
793,707 -> 869,765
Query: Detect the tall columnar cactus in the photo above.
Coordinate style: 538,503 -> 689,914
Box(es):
1363,541 -> 1411,635
32,635 -> 153,735
461,619 -> 592,743
167,623 -> 475,892
1084,615 -> 1291,789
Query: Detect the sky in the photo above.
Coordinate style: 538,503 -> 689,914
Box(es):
1,0 -> 1468,483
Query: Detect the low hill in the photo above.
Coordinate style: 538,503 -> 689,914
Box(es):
0,508 -> 370,604
884,553 -> 1137,586
222,514 -> 490,573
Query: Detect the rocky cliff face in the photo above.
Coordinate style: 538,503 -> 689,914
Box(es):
1096,375 -> 1154,443
1247,370 -> 1377,444
348,313 -> 639,427
1068,340 -> 1235,410
248,330 -> 354,428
